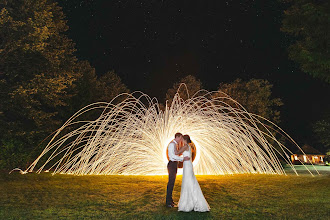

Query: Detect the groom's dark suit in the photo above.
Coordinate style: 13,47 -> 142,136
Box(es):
166,140 -> 183,206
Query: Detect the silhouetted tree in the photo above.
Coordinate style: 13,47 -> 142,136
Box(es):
67,62 -> 129,120
281,0 -> 330,82
0,0 -> 129,169
0,0 -> 81,167
95,70 -> 130,103
165,75 -> 203,107
313,117 -> 330,154
216,79 -> 283,124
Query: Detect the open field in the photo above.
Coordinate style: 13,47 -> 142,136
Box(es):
284,164 -> 330,175
0,167 -> 329,219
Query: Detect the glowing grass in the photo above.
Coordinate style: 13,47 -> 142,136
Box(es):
21,86 -> 317,175
0,172 -> 329,219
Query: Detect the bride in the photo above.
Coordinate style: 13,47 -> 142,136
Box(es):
176,135 -> 210,212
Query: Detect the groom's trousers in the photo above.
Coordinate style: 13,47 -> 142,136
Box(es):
166,160 -> 178,205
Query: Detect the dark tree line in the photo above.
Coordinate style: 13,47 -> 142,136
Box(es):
281,0 -> 329,83
282,0 -> 330,155
0,0 -> 128,168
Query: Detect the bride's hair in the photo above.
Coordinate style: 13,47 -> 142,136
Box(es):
183,135 -> 191,144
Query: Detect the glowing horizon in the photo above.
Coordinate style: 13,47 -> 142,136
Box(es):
21,85 -> 318,176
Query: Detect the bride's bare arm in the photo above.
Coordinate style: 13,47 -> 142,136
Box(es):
175,145 -> 188,155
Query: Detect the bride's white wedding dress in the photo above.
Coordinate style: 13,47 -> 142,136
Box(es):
178,145 -> 210,212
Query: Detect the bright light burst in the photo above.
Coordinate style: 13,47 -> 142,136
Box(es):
23,85 -> 317,176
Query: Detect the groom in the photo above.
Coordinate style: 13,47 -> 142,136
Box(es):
166,132 -> 190,208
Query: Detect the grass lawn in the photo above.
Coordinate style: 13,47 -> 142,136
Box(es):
0,169 -> 329,219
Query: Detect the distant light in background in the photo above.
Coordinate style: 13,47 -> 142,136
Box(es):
303,155 -> 307,162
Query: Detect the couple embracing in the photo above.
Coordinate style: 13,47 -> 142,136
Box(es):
166,133 -> 210,212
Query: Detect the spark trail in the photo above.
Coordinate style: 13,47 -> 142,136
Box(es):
22,86 -> 317,175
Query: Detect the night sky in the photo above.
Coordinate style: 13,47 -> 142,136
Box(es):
57,0 -> 330,149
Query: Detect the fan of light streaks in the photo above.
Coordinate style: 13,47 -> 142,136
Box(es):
23,85 -> 317,176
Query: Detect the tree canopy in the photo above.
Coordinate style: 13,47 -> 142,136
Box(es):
313,117 -> 330,154
216,79 -> 283,124
281,0 -> 330,82
0,0 -> 78,149
165,75 -> 203,107
0,0 -> 128,168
